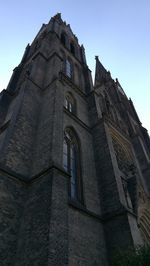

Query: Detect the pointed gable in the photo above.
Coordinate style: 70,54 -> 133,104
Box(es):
94,56 -> 110,87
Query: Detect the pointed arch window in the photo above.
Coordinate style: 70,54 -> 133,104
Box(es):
63,128 -> 83,202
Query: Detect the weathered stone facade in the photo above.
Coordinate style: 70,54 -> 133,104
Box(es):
0,13 -> 150,265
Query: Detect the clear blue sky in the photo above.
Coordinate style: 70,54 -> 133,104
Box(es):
0,0 -> 150,132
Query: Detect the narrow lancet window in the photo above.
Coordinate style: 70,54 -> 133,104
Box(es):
63,128 -> 83,202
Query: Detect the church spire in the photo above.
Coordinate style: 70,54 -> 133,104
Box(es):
94,56 -> 111,87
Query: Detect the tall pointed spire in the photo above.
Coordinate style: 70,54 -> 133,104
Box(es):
94,56 -> 110,87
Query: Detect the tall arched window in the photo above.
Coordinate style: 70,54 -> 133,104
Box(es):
63,128 -> 83,202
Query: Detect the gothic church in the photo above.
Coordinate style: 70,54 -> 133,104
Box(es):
0,13 -> 150,265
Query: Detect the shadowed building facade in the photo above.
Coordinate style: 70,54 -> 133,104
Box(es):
0,13 -> 150,266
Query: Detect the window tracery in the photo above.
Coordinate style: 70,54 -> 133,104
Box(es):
111,133 -> 137,210
139,208 -> 150,244
63,128 -> 83,202
112,134 -> 133,174
65,93 -> 76,114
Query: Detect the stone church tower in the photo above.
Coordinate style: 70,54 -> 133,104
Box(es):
0,13 -> 150,265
